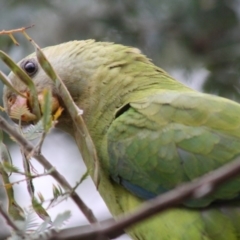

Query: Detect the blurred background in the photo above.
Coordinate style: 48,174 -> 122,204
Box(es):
0,1 -> 240,239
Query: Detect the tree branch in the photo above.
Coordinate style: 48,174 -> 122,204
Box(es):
0,116 -> 98,224
0,25 -> 34,45
45,155 -> 240,240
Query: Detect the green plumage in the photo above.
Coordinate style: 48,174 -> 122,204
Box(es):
109,91 -> 240,207
4,40 -> 240,239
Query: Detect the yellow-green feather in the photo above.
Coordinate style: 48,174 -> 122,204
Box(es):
5,40 -> 240,239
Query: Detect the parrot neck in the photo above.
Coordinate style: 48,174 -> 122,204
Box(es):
75,69 -> 192,172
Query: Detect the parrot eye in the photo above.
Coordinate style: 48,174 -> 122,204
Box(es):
21,59 -> 38,76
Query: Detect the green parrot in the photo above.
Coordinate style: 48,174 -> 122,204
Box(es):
3,40 -> 240,240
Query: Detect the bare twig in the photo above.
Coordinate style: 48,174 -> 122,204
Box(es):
0,169 -> 54,186
0,116 -> 98,224
45,155 -> 240,240
0,25 -> 34,45
0,25 -> 34,35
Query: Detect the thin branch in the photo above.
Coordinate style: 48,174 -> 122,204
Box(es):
0,116 -> 98,224
0,169 -> 53,186
46,155 -> 240,240
44,219 -> 116,240
0,25 -> 34,35
0,201 -> 25,238
0,25 -> 34,45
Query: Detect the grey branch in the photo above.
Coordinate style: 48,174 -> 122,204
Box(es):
47,154 -> 240,239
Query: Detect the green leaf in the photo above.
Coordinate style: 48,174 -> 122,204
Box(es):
32,42 -> 57,82
0,71 -> 26,98
2,161 -> 20,173
79,170 -> 89,185
41,89 -> 53,132
0,50 -> 41,120
32,197 -> 51,222
0,129 -> 13,167
52,184 -> 63,198
0,129 -> 25,221
37,192 -> 45,203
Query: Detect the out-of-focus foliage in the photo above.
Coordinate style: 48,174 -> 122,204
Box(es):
1,0 -> 240,100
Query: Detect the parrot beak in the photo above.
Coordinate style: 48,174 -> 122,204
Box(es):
37,93 -> 60,117
7,92 -> 60,124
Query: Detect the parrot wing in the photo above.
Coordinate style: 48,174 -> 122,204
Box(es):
107,90 -> 240,207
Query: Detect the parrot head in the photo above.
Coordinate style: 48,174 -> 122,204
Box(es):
3,40 -> 109,130
3,40 -> 179,134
